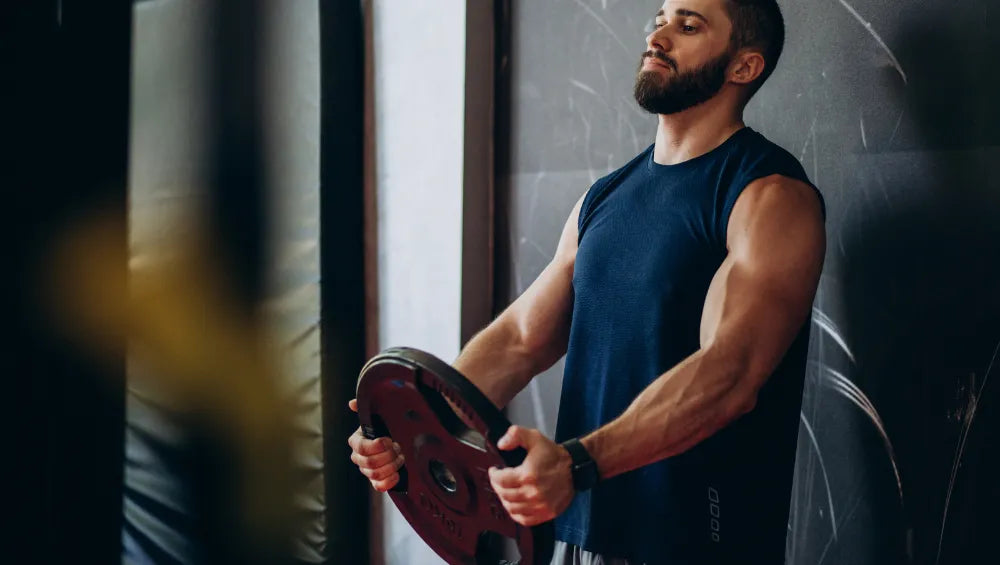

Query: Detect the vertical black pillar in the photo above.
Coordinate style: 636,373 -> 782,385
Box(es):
207,0 -> 268,308
198,2 -> 285,563
492,0 -> 514,317
2,1 -> 131,563
460,0 -> 496,346
318,1 -> 370,563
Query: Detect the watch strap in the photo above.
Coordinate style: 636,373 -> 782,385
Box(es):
561,437 -> 599,492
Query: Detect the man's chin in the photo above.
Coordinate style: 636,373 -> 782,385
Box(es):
634,76 -> 668,99
637,68 -> 667,82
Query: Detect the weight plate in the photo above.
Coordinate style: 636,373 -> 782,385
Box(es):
356,347 -> 555,565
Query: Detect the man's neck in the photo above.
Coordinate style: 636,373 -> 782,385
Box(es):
652,96 -> 746,166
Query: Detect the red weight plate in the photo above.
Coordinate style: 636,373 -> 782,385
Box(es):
356,347 -> 554,565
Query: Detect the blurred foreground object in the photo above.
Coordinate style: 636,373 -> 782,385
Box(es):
49,214 -> 298,564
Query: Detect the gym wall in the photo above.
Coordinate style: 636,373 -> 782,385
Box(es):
498,1 -> 1000,564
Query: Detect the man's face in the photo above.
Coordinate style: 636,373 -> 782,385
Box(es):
634,0 -> 735,115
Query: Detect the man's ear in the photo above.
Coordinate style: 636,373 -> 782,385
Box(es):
729,50 -> 766,85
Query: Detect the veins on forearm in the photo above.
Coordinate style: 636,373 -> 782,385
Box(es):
581,350 -> 753,480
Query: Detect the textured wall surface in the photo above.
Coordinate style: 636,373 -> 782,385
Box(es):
498,1 -> 1000,563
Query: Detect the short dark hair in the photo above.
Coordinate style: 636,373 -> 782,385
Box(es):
723,0 -> 785,99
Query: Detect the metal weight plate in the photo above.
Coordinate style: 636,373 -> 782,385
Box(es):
356,347 -> 555,565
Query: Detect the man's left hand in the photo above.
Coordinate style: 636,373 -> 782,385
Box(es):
488,425 -> 575,526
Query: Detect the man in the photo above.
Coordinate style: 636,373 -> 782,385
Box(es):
349,0 -> 825,562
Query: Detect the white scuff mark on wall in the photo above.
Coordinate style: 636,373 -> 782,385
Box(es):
836,0 -> 909,84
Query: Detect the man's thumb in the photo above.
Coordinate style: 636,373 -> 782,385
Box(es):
498,425 -> 528,451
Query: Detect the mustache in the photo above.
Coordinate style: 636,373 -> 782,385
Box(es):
641,50 -> 677,71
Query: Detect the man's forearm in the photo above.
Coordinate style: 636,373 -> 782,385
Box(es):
453,317 -> 542,409
579,347 -> 761,480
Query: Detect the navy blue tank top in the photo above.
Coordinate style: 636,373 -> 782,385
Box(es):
554,127 -> 824,564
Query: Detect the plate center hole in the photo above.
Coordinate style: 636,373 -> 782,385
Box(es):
429,459 -> 458,494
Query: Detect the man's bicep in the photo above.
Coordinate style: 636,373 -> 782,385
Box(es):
701,177 -> 825,384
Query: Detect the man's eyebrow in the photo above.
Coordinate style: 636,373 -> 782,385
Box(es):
655,8 -> 710,24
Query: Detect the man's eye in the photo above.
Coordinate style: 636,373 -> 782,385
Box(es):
682,25 -> 697,33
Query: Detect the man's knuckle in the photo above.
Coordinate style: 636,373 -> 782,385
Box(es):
373,475 -> 397,492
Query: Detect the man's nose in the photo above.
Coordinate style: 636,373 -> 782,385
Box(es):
645,27 -> 672,53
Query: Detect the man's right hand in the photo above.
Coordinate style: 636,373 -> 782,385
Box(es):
348,398 -> 405,492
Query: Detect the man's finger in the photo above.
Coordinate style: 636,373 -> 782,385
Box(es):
347,429 -> 362,450
497,425 -> 527,451
493,484 -> 535,503
360,455 -> 405,481
489,466 -> 523,489
348,398 -> 358,413
347,428 -> 384,452
353,435 -> 393,456
351,447 -> 398,470
500,500 -> 545,516
371,473 -> 400,493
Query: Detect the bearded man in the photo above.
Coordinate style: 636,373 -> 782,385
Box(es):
349,1 -> 826,563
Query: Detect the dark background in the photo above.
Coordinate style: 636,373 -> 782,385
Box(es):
498,1 -> 1000,563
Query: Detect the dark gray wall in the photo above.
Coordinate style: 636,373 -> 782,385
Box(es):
498,1 -> 1000,563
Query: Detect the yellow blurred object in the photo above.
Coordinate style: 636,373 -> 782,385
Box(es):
47,211 -> 297,558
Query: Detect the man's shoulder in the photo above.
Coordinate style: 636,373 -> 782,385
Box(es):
728,129 -> 825,215
736,128 -> 803,169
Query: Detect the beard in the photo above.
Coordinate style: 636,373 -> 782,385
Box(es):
633,48 -> 733,115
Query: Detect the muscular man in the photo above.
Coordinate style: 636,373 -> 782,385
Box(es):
349,0 -> 825,562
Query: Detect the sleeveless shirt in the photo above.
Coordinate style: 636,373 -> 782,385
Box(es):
554,127 -> 825,564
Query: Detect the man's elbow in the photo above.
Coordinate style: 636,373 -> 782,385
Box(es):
716,383 -> 759,425
729,389 -> 759,419
713,350 -> 770,420
518,324 -> 564,372
498,312 -> 560,378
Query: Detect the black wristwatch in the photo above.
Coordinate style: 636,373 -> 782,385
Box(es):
561,437 -> 600,492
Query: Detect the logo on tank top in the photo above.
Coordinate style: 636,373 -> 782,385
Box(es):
708,486 -> 721,542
